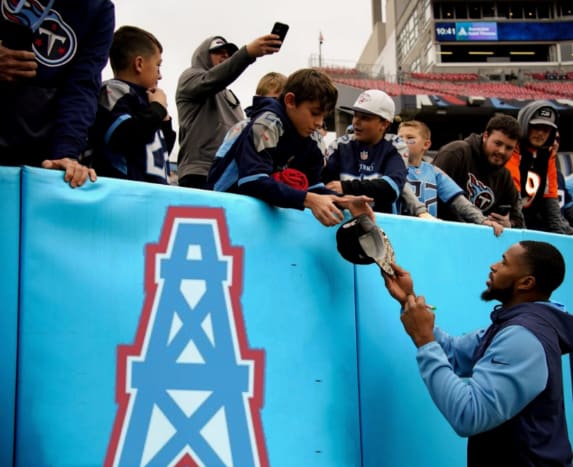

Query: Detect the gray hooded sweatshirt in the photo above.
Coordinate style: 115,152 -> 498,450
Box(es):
176,36 -> 255,180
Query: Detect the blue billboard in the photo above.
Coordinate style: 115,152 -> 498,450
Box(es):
436,21 -> 573,42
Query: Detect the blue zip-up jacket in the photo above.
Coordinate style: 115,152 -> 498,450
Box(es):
0,0 -> 114,164
416,301 -> 573,466
206,96 -> 335,209
323,134 -> 407,213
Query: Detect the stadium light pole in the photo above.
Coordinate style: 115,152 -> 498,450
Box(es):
319,31 -> 324,67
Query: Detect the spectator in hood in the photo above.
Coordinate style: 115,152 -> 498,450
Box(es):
176,34 -> 282,189
506,101 -> 573,234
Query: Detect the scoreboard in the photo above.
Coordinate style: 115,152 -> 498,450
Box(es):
435,21 -> 573,42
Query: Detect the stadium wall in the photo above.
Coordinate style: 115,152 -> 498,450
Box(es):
2,166 -> 573,467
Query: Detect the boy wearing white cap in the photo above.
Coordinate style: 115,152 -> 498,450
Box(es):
323,89 -> 407,213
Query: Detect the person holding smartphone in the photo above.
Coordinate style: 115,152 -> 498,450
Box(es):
176,29 -> 283,189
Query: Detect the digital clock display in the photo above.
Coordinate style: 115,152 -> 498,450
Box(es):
435,21 -> 573,42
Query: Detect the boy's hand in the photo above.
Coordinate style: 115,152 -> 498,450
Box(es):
325,180 -> 343,193
147,88 -> 168,108
487,212 -> 511,228
304,192 -> 344,226
335,195 -> 375,221
482,219 -> 504,236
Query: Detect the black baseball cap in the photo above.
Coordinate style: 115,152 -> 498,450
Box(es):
336,215 -> 377,265
208,36 -> 238,55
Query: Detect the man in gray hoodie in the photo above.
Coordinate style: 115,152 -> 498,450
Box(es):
176,34 -> 281,189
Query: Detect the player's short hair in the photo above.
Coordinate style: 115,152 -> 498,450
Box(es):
279,68 -> 338,114
256,72 -> 287,97
398,120 -> 431,140
110,25 -> 162,74
519,240 -> 565,295
485,114 -> 520,141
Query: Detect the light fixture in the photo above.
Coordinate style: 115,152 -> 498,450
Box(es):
468,51 -> 495,55
510,51 -> 535,55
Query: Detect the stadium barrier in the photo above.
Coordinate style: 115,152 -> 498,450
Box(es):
2,166 -> 573,467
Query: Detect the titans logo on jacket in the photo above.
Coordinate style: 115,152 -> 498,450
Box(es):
2,0 -> 77,67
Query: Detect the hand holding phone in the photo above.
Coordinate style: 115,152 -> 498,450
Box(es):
271,22 -> 289,47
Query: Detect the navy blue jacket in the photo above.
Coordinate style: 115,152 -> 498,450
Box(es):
468,302 -> 573,467
322,134 -> 407,213
90,79 -> 175,184
206,97 -> 334,209
0,0 -> 114,165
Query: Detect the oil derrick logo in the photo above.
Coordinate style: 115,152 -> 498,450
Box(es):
105,207 -> 268,467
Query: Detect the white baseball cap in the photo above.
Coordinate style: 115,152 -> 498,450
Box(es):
341,89 -> 395,122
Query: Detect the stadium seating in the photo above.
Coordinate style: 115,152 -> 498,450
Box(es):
327,69 -> 572,100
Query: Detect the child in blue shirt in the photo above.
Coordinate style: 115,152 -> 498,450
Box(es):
397,120 -> 503,236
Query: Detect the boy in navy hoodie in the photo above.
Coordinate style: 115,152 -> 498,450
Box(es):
322,89 -> 407,213
90,26 -> 175,184
206,68 -> 373,226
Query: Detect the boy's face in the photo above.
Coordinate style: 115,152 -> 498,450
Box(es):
284,94 -> 325,137
138,47 -> 162,89
352,112 -> 388,146
397,126 -> 430,165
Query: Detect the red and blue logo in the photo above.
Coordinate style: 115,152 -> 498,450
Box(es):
105,207 -> 268,467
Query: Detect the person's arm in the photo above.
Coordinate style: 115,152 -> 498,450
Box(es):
42,1 -> 114,187
50,2 -> 114,160
400,184 -> 431,217
176,47 -> 255,101
177,35 -> 280,101
416,323 -> 547,437
449,195 -> 503,236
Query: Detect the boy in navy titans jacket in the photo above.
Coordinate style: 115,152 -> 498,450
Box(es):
90,26 -> 175,184
323,89 -> 407,213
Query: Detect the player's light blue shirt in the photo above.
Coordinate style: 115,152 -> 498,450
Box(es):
416,323 -> 548,437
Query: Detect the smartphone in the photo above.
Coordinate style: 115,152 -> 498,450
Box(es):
495,204 -> 511,216
271,22 -> 289,46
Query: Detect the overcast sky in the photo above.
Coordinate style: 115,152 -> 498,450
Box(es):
107,0 -> 374,118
